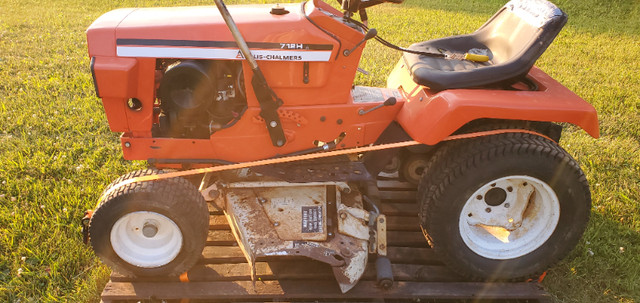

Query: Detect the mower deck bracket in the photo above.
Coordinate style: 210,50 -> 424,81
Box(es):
221,180 -> 369,293
337,204 -> 370,241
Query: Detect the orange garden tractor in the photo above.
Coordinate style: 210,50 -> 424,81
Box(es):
84,0 -> 599,292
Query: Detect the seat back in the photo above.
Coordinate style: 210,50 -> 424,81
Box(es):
475,0 -> 567,65
401,0 -> 568,90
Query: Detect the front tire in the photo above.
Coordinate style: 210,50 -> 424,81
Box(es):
89,170 -> 209,277
418,133 -> 590,280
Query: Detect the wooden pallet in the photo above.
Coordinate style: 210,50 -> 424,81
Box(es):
101,179 -> 551,303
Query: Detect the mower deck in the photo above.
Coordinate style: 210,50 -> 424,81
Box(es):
99,176 -> 551,302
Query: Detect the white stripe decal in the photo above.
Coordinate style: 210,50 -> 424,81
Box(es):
117,46 -> 332,62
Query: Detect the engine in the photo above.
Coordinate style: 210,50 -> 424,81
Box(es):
155,60 -> 247,139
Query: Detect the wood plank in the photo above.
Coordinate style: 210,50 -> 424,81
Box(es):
207,203 -> 223,215
206,231 -> 425,246
201,245 -> 439,266
102,280 -> 550,301
203,231 -> 427,256
387,231 -> 426,247
111,260 -> 461,284
196,246 -> 440,266
210,207 -> 419,231
379,190 -> 416,202
111,260 -> 333,283
189,260 -> 332,281
201,246 -> 245,263
386,247 -> 438,264
386,216 -> 419,231
209,200 -> 419,216
377,171 -> 399,180
376,180 -> 416,190
380,263 -> 463,282
379,203 -> 418,216
206,230 -> 236,245
207,217 -> 420,238
201,246 -> 322,265
208,215 -> 230,230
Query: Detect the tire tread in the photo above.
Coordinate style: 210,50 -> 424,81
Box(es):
418,133 -> 590,280
90,169 -> 208,277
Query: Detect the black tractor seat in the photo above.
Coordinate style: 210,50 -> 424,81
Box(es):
404,0 -> 567,91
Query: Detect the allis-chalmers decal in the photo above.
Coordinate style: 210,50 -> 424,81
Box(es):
116,39 -> 334,62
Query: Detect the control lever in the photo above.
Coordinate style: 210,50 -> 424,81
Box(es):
343,28 -> 377,56
358,97 -> 396,115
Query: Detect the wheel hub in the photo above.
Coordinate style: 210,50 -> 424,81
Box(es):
142,222 -> 159,238
111,211 -> 183,268
460,176 -> 560,259
484,187 -> 507,206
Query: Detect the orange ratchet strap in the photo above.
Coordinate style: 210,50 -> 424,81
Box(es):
96,129 -> 551,208
179,272 -> 189,283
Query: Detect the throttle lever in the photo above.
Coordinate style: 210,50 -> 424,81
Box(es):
358,97 -> 396,115
343,28 -> 377,56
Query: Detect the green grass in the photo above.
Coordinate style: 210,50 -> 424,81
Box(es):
1,0 -> 638,301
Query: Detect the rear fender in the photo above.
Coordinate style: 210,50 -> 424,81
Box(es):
388,61 -> 599,145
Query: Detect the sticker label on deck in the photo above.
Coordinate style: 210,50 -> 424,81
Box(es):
301,206 -> 323,233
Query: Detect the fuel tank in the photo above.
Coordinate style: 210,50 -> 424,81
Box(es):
88,3 -> 339,60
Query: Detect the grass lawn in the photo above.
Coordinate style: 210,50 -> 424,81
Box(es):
1,0 -> 638,301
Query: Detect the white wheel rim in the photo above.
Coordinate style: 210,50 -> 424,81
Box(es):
459,176 -> 560,260
111,211 -> 183,268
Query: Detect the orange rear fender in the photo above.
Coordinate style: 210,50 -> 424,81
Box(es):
388,61 -> 599,145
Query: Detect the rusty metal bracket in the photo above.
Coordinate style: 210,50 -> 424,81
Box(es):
376,214 -> 387,256
337,204 -> 370,241
221,180 -> 370,293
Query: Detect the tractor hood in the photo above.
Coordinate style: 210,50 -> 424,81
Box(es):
87,3 -> 338,61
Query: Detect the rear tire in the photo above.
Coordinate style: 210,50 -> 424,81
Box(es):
418,133 -> 590,280
90,169 -> 209,277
